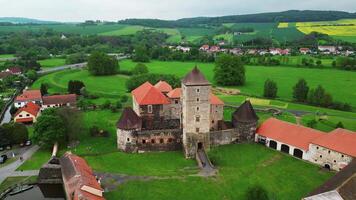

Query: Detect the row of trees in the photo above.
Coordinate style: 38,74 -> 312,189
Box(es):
263,78 -> 351,111
0,123 -> 28,147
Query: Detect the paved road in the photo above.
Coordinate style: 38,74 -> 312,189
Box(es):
0,145 -> 40,184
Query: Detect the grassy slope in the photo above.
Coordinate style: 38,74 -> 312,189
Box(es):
105,144 -> 333,200
0,54 -> 15,58
16,149 -> 52,171
0,176 -> 37,192
39,58 -> 66,68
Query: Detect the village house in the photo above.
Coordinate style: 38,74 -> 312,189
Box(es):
14,102 -> 41,123
269,48 -> 290,55
300,48 -> 311,55
14,90 -> 43,108
5,66 -> 22,75
209,46 -> 220,53
199,45 -> 210,51
116,67 -> 259,158
60,153 -> 105,200
176,46 -> 191,53
256,118 -> 356,171
318,46 -> 337,54
41,94 -> 77,110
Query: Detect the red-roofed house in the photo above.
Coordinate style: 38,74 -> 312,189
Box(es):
131,82 -> 170,129
60,153 -> 105,200
210,94 -> 224,130
14,102 -> 41,123
300,48 -> 311,55
309,128 -> 356,171
5,66 -> 22,75
154,81 -> 173,94
199,45 -> 209,51
14,90 -> 43,108
256,118 -> 325,160
42,94 -> 77,109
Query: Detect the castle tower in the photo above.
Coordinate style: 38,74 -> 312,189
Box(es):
232,100 -> 259,142
182,66 -> 211,158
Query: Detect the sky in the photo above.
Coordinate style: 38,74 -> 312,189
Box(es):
0,0 -> 355,22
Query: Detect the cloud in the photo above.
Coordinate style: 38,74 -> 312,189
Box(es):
0,0 -> 354,22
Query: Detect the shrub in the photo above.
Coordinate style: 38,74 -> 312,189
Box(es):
263,79 -> 278,99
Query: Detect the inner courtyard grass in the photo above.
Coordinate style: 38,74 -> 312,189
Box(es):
104,144 -> 333,200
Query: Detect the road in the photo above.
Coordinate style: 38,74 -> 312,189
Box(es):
0,145 -> 40,184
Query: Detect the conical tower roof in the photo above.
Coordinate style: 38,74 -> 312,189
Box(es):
233,100 -> 259,123
182,66 -> 210,86
117,107 -> 142,130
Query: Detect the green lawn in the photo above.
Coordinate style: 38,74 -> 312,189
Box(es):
105,144 -> 333,200
119,60 -> 356,108
39,58 -> 66,68
16,149 -> 52,171
0,54 -> 15,59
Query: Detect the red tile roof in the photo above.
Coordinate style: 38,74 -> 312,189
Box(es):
131,82 -> 169,105
15,117 -> 35,123
311,128 -> 356,157
154,81 -> 172,93
43,94 -> 76,105
257,118 -> 325,151
167,88 -> 182,99
210,94 -> 224,105
60,153 -> 105,200
15,90 -> 42,102
14,102 -> 41,117
7,66 -> 22,74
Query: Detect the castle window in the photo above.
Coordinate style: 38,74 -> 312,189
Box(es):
160,138 -> 164,144
315,159 -> 317,162
197,98 -> 200,102
26,114 -> 30,117
142,139 -> 146,144
196,116 -> 200,122
168,138 -> 173,143
127,138 -> 130,142
328,150 -> 331,154
334,160 -> 336,163
197,89 -> 200,93
148,105 -> 153,113
212,120 -> 214,123
316,146 -> 319,150
341,155 -> 344,158
196,128 -> 200,133
151,139 -> 155,144
19,115 -> 23,117
175,100 -> 179,104
319,155 -> 322,158
196,107 -> 199,111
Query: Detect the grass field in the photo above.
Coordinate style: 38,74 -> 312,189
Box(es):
0,176 -> 37,193
0,54 -> 15,59
16,149 -> 52,171
119,60 -> 356,108
105,144 -> 333,200
38,58 -> 66,68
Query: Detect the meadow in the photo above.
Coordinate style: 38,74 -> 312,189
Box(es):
105,144 -> 333,200
38,58 -> 66,68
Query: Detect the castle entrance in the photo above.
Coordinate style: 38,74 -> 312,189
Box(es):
197,142 -> 203,150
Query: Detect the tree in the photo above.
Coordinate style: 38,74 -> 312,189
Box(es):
308,85 -> 333,107
132,44 -> 150,62
40,83 -> 48,95
336,122 -> 344,128
26,70 -> 38,81
120,95 -> 128,103
293,79 -> 309,102
68,80 -> 85,95
11,123 -> 29,144
132,63 -> 149,75
214,54 -> 245,86
245,185 -> 270,200
87,51 -> 118,75
56,108 -> 83,141
263,79 -> 278,99
32,109 -> 66,149
65,52 -> 88,64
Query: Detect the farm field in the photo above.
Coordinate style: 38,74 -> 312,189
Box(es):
295,19 -> 356,42
38,58 -> 66,68
105,144 -> 333,200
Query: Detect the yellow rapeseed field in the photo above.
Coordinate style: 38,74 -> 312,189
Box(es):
296,19 -> 356,36
278,23 -> 289,28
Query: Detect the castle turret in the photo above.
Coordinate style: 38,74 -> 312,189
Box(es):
182,66 -> 211,158
232,100 -> 259,142
117,107 -> 142,152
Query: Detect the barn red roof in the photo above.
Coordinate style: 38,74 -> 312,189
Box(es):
60,153 -> 105,200
311,128 -> 356,157
154,81 -> 172,93
43,94 -> 76,105
167,88 -> 182,99
257,118 -> 325,151
15,90 -> 42,102
15,118 -> 35,123
7,66 -> 22,74
210,94 -> 224,105
14,102 -> 41,117
132,82 -> 169,105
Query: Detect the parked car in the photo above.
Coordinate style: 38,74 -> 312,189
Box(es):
0,146 -> 4,151
6,145 -> 12,150
0,155 -> 8,164
25,141 -> 32,146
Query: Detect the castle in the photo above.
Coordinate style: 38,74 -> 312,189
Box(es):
116,67 -> 259,158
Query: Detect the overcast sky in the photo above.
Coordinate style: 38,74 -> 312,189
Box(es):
0,0 -> 355,22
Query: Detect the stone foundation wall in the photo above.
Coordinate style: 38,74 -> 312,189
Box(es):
210,129 -> 239,146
